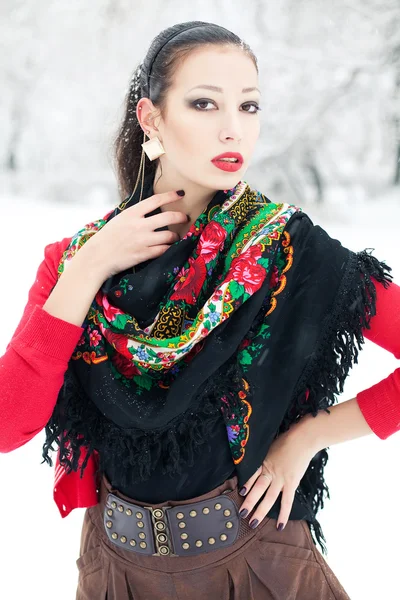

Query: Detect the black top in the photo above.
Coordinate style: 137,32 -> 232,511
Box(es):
103,409 -> 309,520
102,407 -> 236,502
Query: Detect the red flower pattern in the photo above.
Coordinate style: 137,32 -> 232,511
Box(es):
101,293 -> 125,322
269,264 -> 280,289
89,329 -> 102,347
197,221 -> 227,263
170,255 -> 207,305
238,338 -> 250,350
229,245 -> 266,295
105,329 -> 131,355
111,352 -> 141,378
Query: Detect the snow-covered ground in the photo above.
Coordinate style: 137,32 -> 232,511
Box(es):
0,185 -> 399,599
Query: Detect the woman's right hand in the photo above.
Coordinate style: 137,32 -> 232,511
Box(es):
78,190 -> 189,279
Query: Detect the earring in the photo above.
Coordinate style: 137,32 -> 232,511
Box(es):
141,131 -> 165,160
117,112 -> 166,211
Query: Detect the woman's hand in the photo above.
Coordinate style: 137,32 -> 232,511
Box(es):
78,190 -> 189,280
238,421 -> 319,531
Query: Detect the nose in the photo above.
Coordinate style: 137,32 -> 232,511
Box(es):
219,111 -> 243,144
220,131 -> 242,143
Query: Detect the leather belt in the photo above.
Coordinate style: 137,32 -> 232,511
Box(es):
103,490 -> 242,557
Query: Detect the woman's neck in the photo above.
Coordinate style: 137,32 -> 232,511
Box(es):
152,172 -> 217,226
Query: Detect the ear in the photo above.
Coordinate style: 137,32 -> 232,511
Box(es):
136,98 -> 160,136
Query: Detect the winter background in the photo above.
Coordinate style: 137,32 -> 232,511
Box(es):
0,1 -> 399,598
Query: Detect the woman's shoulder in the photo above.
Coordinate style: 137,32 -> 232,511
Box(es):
35,235 -> 75,293
43,235 -> 74,267
246,183 -> 315,235
246,183 -> 308,214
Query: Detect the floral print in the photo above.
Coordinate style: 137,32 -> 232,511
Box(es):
57,180 -> 300,464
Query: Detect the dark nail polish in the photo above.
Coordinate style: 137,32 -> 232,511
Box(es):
239,486 -> 247,496
249,519 -> 259,529
277,522 -> 284,531
239,508 -> 248,518
176,189 -> 185,196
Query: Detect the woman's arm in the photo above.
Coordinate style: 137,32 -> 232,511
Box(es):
0,238 -> 102,453
295,397 -> 374,454
296,277 -> 400,451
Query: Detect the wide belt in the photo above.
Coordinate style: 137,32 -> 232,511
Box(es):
103,490 -> 244,557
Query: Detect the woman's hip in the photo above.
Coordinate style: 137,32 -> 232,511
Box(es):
76,471 -> 350,599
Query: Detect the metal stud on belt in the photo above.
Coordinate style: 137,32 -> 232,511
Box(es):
103,492 -> 240,557
143,506 -> 177,557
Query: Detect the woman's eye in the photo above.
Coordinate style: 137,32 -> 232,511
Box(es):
192,100 -> 261,113
193,100 -> 215,110
242,103 -> 261,114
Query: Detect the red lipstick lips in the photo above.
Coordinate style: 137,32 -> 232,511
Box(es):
211,152 -> 243,173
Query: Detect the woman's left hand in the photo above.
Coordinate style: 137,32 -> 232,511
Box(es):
238,421 -> 320,531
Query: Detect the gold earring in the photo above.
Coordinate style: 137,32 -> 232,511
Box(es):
117,98 -> 165,209
141,132 -> 165,161
118,127 -> 165,209
118,133 -> 146,209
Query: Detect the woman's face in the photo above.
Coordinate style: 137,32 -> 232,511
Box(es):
140,45 -> 261,192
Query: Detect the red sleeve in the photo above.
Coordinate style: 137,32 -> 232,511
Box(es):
356,277 -> 400,440
0,237 -> 85,453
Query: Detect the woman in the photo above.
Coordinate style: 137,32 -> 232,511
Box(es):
2,21 -> 399,599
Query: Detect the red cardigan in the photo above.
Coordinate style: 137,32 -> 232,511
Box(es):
1,238 -> 399,518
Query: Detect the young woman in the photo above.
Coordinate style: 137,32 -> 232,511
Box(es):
2,21 -> 399,599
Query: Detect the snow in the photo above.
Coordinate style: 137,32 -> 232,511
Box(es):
1,0 -> 400,596
0,187 -> 398,599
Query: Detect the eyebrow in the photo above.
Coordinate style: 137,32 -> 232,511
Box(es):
187,84 -> 261,94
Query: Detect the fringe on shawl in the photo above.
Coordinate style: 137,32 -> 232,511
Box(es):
41,352 -> 244,491
277,248 -> 393,555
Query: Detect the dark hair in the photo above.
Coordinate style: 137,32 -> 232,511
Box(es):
112,21 -> 258,201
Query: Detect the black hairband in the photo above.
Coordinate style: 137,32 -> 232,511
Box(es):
145,24 -> 206,96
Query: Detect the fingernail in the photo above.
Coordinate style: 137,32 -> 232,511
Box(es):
176,190 -> 185,196
249,519 -> 259,529
277,522 -> 284,531
239,508 -> 248,518
239,486 -> 247,496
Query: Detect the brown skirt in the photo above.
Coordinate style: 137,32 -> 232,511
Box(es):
75,471 -> 350,599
